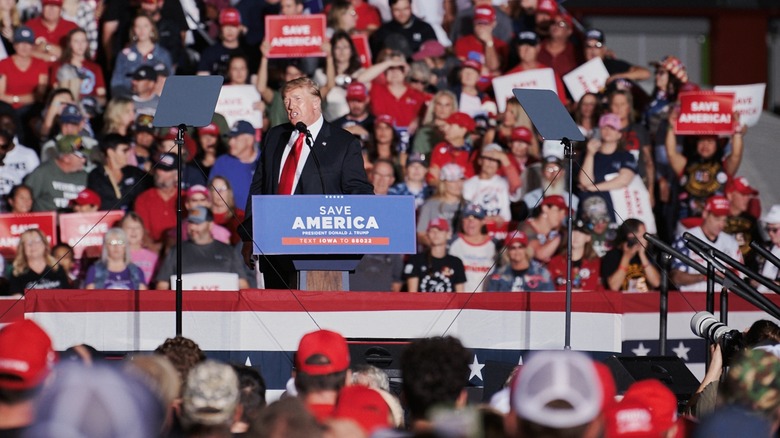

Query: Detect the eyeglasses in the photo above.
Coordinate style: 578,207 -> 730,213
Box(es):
556,21 -> 569,28
23,239 -> 44,246
768,227 -> 780,234
586,42 -> 604,49
544,165 -> 562,173
108,239 -> 126,245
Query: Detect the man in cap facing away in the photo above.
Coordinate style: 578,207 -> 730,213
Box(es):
508,350 -> 604,438
294,329 -> 351,422
181,359 -> 240,438
0,319 -> 57,436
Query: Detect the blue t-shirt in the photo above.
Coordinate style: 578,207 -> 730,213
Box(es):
209,154 -> 259,211
580,150 -> 637,223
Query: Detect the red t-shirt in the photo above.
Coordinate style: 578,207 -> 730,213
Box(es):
49,60 -> 106,97
0,57 -> 49,108
369,84 -> 427,128
547,255 -> 603,291
354,2 -> 381,32
427,142 -> 477,183
537,42 -> 580,78
134,188 -> 179,243
25,17 -> 79,48
454,35 -> 509,70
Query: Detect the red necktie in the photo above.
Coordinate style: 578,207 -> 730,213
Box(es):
278,131 -> 305,195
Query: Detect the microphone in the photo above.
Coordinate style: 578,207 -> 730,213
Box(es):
295,121 -> 325,195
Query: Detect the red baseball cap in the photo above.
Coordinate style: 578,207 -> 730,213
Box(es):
71,188 -> 101,207
445,112 -> 476,132
511,126 -> 533,143
186,184 -> 210,200
346,82 -> 368,102
198,122 -> 220,137
295,329 -> 350,375
461,59 -> 482,73
541,195 -> 567,210
604,399 -> 659,438
332,385 -> 391,434
725,176 -> 758,196
0,320 -> 57,390
427,217 -> 450,232
42,0 -> 63,6
505,231 -> 529,247
537,0 -> 558,15
622,379 -> 678,433
594,362 -> 617,411
474,5 -> 496,24
219,8 -> 241,26
704,195 -> 730,216
375,114 -> 395,128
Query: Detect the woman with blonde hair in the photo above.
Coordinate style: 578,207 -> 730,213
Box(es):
119,212 -> 158,285
84,227 -> 147,289
102,96 -> 135,136
8,229 -> 71,295
412,89 -> 457,157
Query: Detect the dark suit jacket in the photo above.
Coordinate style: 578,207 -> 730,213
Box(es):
239,120 -> 373,241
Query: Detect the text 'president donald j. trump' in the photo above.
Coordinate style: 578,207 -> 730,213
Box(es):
240,77 -> 374,289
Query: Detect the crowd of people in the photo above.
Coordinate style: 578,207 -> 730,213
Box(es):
2,319 -> 780,437
0,0 -> 772,295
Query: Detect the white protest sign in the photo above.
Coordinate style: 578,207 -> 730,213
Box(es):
492,68 -> 557,113
563,58 -> 609,103
713,83 -> 765,127
172,273 -> 240,291
215,85 -> 263,129
609,174 -> 656,234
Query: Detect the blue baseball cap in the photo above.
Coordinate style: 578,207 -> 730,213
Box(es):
60,104 -> 83,124
462,204 -> 486,219
228,120 -> 254,137
13,26 -> 35,44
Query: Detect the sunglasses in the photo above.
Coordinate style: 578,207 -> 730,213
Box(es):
586,42 -> 604,49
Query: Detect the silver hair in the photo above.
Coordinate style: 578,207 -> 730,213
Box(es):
101,227 -> 130,264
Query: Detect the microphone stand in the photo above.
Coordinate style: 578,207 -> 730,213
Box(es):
645,233 -> 780,319
685,233 -> 780,296
295,122 -> 326,195
682,234 -> 780,319
175,124 -> 185,336
749,241 -> 780,295
658,252 -> 672,355
563,137 -> 573,350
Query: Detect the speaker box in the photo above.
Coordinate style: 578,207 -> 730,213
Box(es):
605,355 -> 700,410
348,338 -> 410,397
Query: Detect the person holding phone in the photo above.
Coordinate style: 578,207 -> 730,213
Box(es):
600,218 -> 660,292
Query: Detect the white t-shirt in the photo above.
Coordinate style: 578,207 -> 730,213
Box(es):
0,143 -> 40,202
759,244 -> 780,293
671,226 -> 742,292
463,175 -> 511,222
449,235 -> 495,293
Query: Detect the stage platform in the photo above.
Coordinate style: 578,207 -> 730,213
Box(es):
1,289 -> 778,398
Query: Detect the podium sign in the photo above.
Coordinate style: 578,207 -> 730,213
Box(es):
251,195 -> 416,255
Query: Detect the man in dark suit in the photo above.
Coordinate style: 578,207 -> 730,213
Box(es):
240,77 -> 374,289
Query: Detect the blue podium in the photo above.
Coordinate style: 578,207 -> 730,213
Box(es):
251,195 -> 417,290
